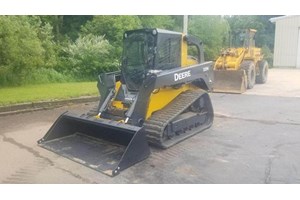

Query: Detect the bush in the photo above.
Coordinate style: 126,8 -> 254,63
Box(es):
23,68 -> 74,85
189,16 -> 230,61
0,16 -> 59,86
61,34 -> 119,80
81,16 -> 141,59
261,45 -> 273,67
0,67 -> 73,86
0,16 -> 44,74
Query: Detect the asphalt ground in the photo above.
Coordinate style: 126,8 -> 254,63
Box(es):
0,68 -> 299,183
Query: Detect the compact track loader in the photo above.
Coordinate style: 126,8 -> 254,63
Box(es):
213,29 -> 269,93
38,28 -> 214,176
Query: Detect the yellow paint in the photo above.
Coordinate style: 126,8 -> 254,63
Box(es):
111,100 -> 125,109
108,32 -> 200,121
145,84 -> 197,119
187,58 -> 199,66
111,81 -> 125,110
214,29 -> 264,72
214,48 -> 246,70
115,81 -> 121,94
181,34 -> 189,67
144,34 -> 199,119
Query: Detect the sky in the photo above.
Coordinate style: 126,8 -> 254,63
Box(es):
0,0 -> 298,15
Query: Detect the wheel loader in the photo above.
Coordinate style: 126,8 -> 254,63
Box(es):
213,29 -> 269,93
38,28 -> 214,176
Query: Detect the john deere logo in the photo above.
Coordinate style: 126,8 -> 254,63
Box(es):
174,70 -> 191,81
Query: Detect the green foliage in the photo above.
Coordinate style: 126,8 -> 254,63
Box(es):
61,16 -> 93,41
0,67 -> 73,86
226,16 -> 264,31
171,15 -> 186,32
139,15 -> 175,29
29,16 -> 59,68
189,16 -> 230,60
39,15 -> 93,42
61,34 -> 118,80
261,45 -> 273,67
0,82 -> 98,106
0,16 -> 44,73
0,16 -> 60,86
0,15 -> 277,88
225,15 -> 277,48
225,15 -> 277,64
39,16 -> 64,42
81,16 -> 141,58
23,68 -> 74,85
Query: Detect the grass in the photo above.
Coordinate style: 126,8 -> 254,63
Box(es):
0,82 -> 99,106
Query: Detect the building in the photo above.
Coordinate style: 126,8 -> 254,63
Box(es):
270,15 -> 300,68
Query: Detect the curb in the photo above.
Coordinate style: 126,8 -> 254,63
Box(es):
0,96 -> 99,117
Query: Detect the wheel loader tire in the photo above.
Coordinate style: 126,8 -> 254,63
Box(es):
256,60 -> 269,84
242,61 -> 256,89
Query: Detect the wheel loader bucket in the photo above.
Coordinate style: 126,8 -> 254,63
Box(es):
213,70 -> 247,94
38,112 -> 150,177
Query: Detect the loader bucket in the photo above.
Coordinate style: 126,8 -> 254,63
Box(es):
213,70 -> 247,94
38,112 -> 150,176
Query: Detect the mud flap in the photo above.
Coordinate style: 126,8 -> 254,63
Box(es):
213,70 -> 247,94
38,112 -> 150,176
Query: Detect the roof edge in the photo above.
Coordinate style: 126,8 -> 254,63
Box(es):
269,15 -> 298,23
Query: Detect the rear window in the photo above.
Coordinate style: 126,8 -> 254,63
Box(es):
156,37 -> 181,69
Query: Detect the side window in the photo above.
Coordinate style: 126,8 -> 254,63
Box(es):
126,40 -> 145,67
188,45 -> 199,62
157,38 -> 181,69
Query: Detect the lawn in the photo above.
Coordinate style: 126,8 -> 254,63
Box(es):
0,82 -> 99,106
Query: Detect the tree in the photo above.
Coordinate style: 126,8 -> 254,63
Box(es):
139,15 -> 175,29
81,15 -> 141,59
225,15 -> 279,66
0,16 -> 44,84
0,16 -> 61,85
189,16 -> 230,60
61,34 -> 118,79
60,16 -> 93,41
225,15 -> 279,49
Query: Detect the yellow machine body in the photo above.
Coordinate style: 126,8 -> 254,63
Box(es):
213,29 -> 267,94
38,28 -> 214,176
111,34 -> 199,120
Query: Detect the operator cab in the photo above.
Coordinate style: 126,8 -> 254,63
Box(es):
121,28 -> 182,91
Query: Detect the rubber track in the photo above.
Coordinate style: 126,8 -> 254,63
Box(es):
144,90 -> 207,148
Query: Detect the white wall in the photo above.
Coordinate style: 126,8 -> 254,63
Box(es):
273,16 -> 300,68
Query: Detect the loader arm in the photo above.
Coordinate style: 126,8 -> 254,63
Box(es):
38,28 -> 215,177
101,61 -> 213,126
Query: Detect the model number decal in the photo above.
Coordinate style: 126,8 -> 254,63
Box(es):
203,67 -> 209,72
174,70 -> 191,81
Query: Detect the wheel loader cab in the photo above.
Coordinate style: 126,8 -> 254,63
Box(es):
232,29 -> 256,49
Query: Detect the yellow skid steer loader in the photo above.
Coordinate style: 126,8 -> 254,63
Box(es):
38,28 -> 214,176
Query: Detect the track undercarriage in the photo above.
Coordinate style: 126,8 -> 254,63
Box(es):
144,90 -> 214,148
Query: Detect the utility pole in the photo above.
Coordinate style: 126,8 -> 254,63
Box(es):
183,15 -> 188,34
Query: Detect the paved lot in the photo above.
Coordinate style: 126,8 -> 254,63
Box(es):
0,68 -> 299,183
